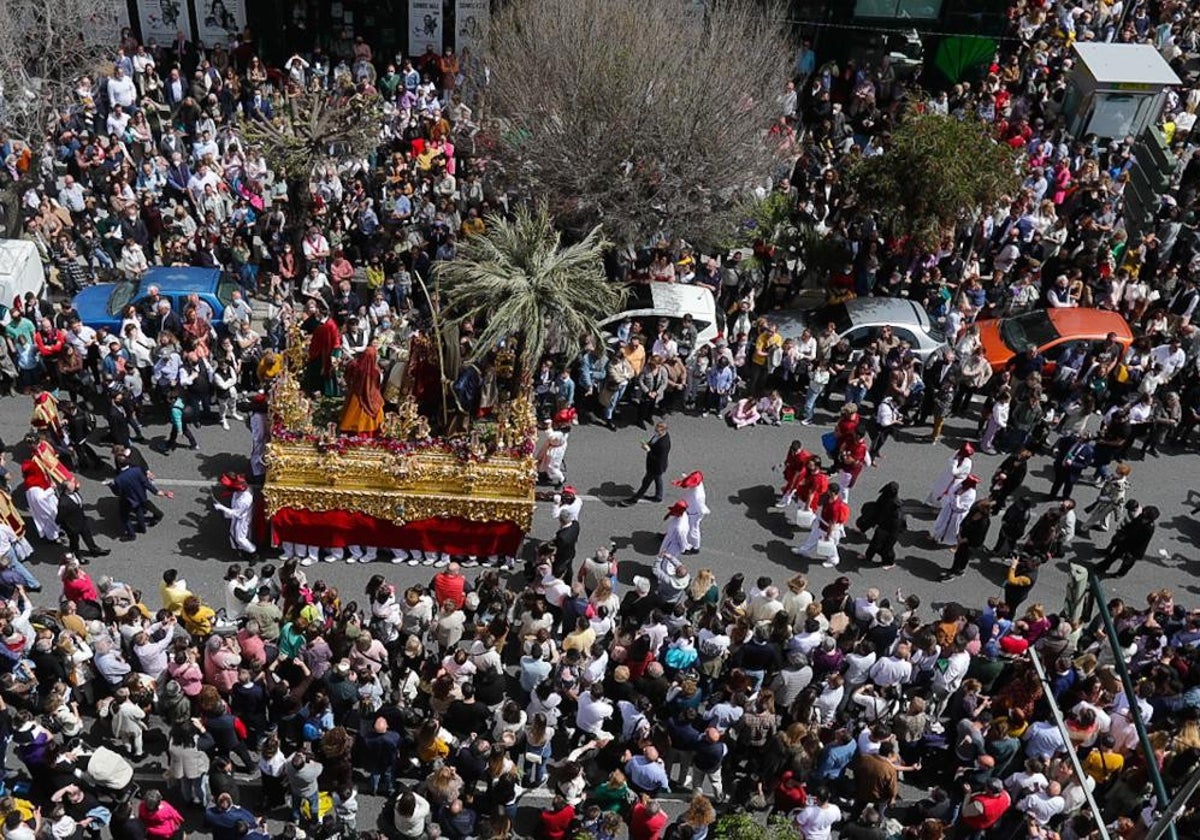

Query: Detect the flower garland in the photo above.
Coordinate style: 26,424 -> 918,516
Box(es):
269,421 -> 536,462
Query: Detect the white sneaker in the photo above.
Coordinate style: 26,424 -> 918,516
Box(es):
791,547 -> 807,555
300,557 -> 316,567
434,557 -> 450,568
346,557 -> 358,564
504,557 -> 516,572
822,560 -> 839,568
462,557 -> 479,568
232,412 -> 245,421
406,557 -> 420,566
221,419 -> 229,430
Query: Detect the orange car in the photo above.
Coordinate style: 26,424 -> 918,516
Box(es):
976,308 -> 1134,370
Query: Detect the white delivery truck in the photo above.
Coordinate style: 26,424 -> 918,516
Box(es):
0,239 -> 45,319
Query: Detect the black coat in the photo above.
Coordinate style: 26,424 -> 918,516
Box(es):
960,512 -> 992,548
552,521 -> 580,578
645,432 -> 670,474
1112,518 -> 1156,558
55,490 -> 90,531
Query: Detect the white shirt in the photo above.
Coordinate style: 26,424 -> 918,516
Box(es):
868,656 -> 912,686
575,691 -> 614,735
794,802 -> 842,840
108,74 -> 137,107
1150,344 -> 1186,379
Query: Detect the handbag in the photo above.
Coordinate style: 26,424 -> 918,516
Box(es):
815,538 -> 838,559
795,508 -> 816,528
821,431 -> 838,455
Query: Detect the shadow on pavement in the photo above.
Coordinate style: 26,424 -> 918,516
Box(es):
586,481 -> 635,506
611,530 -> 664,559
727,484 -> 794,538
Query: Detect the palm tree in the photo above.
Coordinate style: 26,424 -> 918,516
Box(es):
436,204 -> 627,372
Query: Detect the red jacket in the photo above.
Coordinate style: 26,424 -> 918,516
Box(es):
631,802 -> 669,840
34,328 -> 66,357
961,790 -> 1010,831
138,801 -> 185,839
432,572 -> 466,609
539,803 -> 574,840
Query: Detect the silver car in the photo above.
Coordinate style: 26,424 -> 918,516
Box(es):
773,297 -> 947,364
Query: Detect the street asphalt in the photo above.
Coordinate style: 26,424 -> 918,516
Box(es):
4,391 -> 1200,832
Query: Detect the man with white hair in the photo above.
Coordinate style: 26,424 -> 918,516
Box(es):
654,552 -> 690,608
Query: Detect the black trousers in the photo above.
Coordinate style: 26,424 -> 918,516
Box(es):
631,470 -> 664,502
63,522 -> 102,555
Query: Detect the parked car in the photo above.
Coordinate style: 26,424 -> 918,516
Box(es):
976,308 -> 1133,371
71,267 -> 236,335
598,283 -> 719,356
773,297 -> 948,364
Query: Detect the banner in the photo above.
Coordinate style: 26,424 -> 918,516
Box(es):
408,0 -> 444,58
137,0 -> 194,45
195,0 -> 246,47
454,0 -> 490,55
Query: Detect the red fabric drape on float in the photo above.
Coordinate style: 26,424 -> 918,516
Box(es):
269,507 -> 524,556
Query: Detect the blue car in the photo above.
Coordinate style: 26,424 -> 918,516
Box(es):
71,267 -> 238,335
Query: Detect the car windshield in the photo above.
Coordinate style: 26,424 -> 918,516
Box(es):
999,311 -> 1059,352
216,275 -> 237,306
810,303 -> 853,334
107,281 -> 137,316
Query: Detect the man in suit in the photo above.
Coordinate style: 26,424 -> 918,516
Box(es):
165,152 -> 191,206
110,445 -> 165,525
551,509 -> 580,581
56,480 -> 109,560
109,454 -> 172,540
163,70 -> 188,111
153,299 -> 184,341
622,421 -> 671,505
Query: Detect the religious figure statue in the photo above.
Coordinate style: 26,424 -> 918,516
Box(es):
338,345 -> 385,435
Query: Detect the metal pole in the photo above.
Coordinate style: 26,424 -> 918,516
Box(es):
1026,651 -> 1111,840
1145,764 -> 1200,840
1088,570 -> 1177,840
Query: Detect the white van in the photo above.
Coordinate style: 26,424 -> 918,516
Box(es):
598,283 -> 719,357
0,239 -> 45,318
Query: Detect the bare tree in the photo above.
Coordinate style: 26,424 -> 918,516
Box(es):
0,0 -> 125,234
241,89 -> 383,179
479,0 -> 791,248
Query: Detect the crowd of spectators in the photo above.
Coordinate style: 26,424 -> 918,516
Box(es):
3,0 -> 1200,839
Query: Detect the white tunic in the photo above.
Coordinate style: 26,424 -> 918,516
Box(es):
215,488 -> 257,553
659,514 -> 689,558
925,454 -> 972,506
680,481 -> 709,550
25,485 -> 60,541
932,482 -> 976,545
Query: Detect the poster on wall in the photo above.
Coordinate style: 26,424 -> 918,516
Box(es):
195,0 -> 247,47
454,0 -> 490,55
408,0 -> 444,58
137,0 -> 194,45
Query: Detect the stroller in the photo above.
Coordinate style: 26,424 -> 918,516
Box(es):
78,746 -> 139,804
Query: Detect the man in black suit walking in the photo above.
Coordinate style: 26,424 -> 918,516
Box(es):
109,455 -> 173,541
56,479 -> 109,560
622,421 -> 671,506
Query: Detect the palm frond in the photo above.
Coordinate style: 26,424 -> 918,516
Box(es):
435,206 -> 625,369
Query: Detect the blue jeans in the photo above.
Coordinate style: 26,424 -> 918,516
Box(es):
369,765 -> 394,796
523,741 -> 551,786
6,553 -> 39,590
293,791 -> 320,822
803,387 -> 823,421
603,383 -> 627,420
